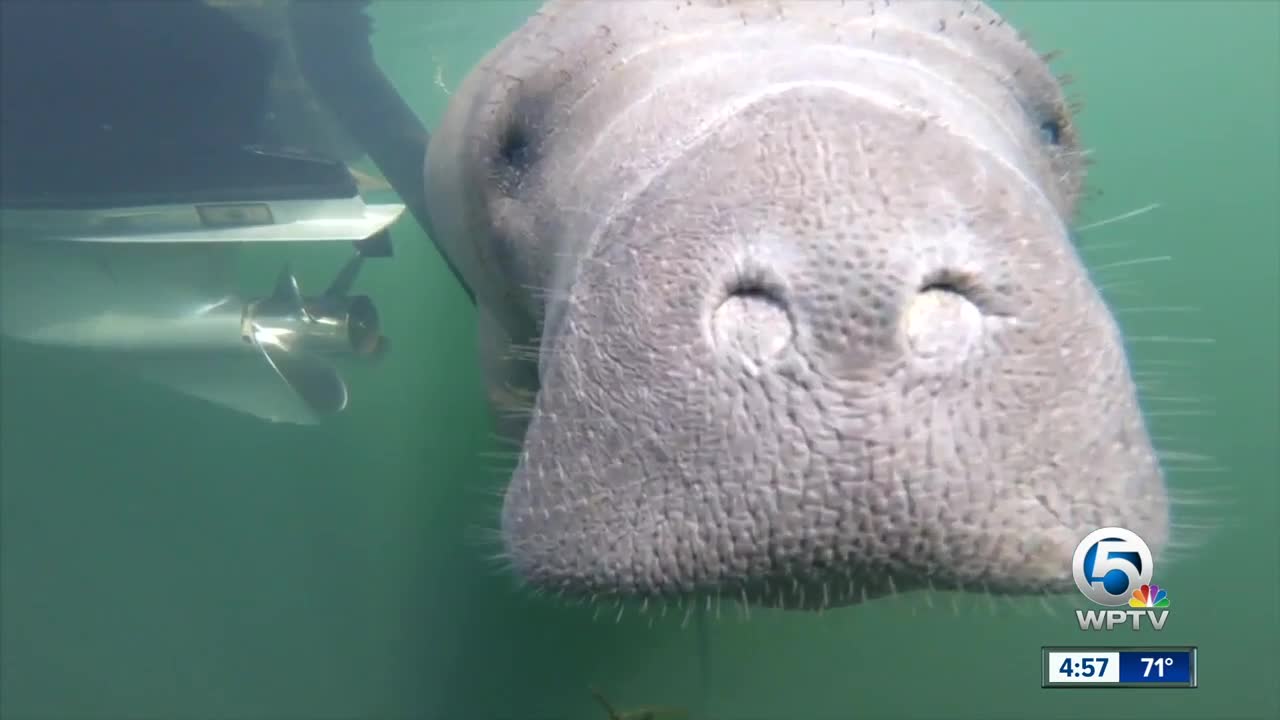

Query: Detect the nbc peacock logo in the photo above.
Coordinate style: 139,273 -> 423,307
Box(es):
1072,527 -> 1171,631
1129,584 -> 1170,609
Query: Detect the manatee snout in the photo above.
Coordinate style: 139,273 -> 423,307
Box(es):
425,1 -> 1170,609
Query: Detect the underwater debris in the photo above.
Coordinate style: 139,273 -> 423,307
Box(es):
589,686 -> 690,720
347,166 -> 392,193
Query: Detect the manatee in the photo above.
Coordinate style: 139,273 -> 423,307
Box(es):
423,0 -> 1169,610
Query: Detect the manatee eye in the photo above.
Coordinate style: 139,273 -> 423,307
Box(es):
498,120 -> 532,169
1039,118 -> 1062,145
492,117 -> 535,197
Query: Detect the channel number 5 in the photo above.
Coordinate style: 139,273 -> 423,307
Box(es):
1086,539 -> 1144,594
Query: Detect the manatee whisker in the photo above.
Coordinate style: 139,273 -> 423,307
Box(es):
1096,279 -> 1150,295
1073,202 -> 1162,233
1160,462 -> 1229,473
1159,449 -> 1221,464
1141,394 -> 1209,405
1126,335 -> 1217,345
1081,240 -> 1142,253
1113,305 -> 1200,316
1091,255 -> 1174,272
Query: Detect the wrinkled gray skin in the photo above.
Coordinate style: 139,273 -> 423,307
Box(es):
424,0 -> 1169,610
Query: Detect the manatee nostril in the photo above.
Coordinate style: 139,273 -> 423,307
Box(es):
711,283 -> 793,365
904,270 -> 985,363
917,268 -> 981,303
919,280 -> 966,297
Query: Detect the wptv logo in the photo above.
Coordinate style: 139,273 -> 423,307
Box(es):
1072,527 -> 1171,632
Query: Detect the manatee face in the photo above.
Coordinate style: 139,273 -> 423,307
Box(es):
425,0 -> 1169,609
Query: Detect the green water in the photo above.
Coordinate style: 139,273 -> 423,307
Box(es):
2,2 -> 1277,719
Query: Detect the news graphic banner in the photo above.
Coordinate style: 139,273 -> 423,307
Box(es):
1039,527 -> 1197,689
1042,646 -> 1197,688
